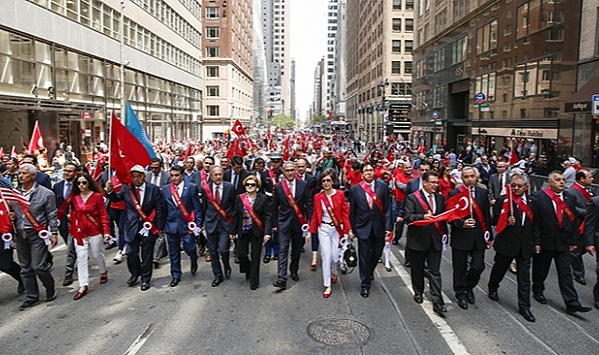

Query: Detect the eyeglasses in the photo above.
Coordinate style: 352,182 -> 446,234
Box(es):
77,181 -> 88,186
284,169 -> 296,172
245,183 -> 257,187
170,174 -> 181,177
321,178 -> 332,183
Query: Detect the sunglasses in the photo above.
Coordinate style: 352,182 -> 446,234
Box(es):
77,181 -> 88,186
245,183 -> 257,187
284,169 -> 295,172
170,174 -> 181,177
321,178 -> 332,183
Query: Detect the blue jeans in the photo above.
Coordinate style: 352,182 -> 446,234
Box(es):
167,233 -> 197,279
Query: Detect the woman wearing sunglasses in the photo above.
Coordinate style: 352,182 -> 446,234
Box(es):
232,175 -> 271,290
69,173 -> 111,300
307,168 -> 351,298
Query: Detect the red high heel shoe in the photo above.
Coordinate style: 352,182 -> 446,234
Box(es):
73,286 -> 88,300
331,274 -> 338,284
323,287 -> 332,298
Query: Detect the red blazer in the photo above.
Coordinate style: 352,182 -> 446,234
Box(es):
309,190 -> 351,235
70,192 -> 110,243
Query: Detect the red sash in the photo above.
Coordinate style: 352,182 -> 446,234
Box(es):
319,192 -> 345,238
512,195 -> 534,223
240,194 -> 264,233
71,194 -> 102,245
280,179 -> 307,225
413,190 -> 446,237
200,170 -> 208,184
571,184 -> 591,234
57,195 -> 73,221
202,183 -> 233,224
458,185 -> 488,234
14,192 -> 45,233
128,187 -> 158,234
359,181 -> 384,216
543,188 -> 575,230
268,169 -> 278,185
169,183 -> 194,225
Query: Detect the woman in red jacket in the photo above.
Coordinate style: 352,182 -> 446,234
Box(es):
308,169 -> 351,298
70,173 -> 111,300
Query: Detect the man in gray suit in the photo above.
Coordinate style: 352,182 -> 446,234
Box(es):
488,161 -> 509,206
146,157 -> 171,268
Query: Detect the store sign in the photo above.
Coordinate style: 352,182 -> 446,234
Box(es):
81,112 -> 92,120
474,127 -> 558,139
565,102 -> 590,112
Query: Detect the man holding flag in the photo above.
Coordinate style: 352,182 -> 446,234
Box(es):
487,174 -> 536,322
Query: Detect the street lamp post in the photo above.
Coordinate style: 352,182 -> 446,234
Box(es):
379,79 -> 389,143
119,0 -> 125,123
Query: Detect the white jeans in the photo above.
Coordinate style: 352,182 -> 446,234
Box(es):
318,224 -> 340,287
75,234 -> 107,287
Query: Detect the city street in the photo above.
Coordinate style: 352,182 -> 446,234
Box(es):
1,235 -> 598,355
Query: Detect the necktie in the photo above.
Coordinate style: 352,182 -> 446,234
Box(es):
428,193 -> 434,214
215,185 -> 221,205
470,187 -> 475,198
233,173 -> 239,189
136,187 -> 141,202
152,174 -> 159,186
288,181 -> 294,197
499,174 -> 503,188
64,182 -> 72,199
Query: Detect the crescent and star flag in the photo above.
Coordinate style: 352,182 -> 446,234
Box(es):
125,101 -> 156,159
495,184 -> 512,234
409,192 -> 470,227
27,121 -> 44,153
110,113 -> 151,184
231,119 -> 246,136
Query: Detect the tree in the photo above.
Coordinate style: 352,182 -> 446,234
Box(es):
311,114 -> 326,124
264,113 -> 295,129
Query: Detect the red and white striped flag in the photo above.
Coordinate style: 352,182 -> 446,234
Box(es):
0,188 -> 30,207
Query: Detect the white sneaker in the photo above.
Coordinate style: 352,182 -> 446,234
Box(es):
113,252 -> 123,263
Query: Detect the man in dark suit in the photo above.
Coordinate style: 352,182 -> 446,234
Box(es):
106,165 -> 165,291
488,174 -> 536,322
583,194 -> 599,310
349,162 -> 393,298
52,163 -> 78,286
161,165 -> 203,287
262,153 -> 284,263
200,166 -> 236,287
192,156 -> 215,262
272,161 -> 313,290
145,157 -> 171,269
488,161 -> 509,206
224,155 -> 251,196
448,166 -> 492,310
531,171 -> 591,314
565,169 -> 594,285
403,171 -> 447,316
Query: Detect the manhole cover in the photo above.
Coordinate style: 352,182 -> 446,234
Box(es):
307,318 -> 372,347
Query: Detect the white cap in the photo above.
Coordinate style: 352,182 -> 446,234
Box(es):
130,165 -> 145,174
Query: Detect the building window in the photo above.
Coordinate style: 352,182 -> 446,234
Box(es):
516,0 -> 555,38
391,82 -> 411,95
404,61 -> 413,74
596,8 -> 599,55
451,36 -> 467,64
206,27 -> 220,39
206,86 -> 219,96
433,49 -> 445,72
392,61 -> 401,74
476,19 -> 498,54
206,47 -> 219,57
546,28 -> 564,41
404,40 -> 413,53
393,18 -> 402,31
206,66 -> 219,77
392,40 -> 401,53
207,105 -> 220,116
393,0 -> 402,10
405,0 -> 414,10
475,73 -> 496,101
206,7 -> 219,19
405,19 -> 414,31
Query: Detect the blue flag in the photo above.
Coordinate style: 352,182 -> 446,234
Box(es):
125,101 -> 156,159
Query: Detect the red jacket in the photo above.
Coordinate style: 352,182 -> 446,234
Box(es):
309,190 -> 351,235
70,192 -> 110,244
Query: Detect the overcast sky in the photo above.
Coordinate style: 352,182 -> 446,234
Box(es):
289,0 -> 328,123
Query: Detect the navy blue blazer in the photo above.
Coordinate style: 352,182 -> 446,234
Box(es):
52,179 -> 71,237
108,183 -> 165,242
349,180 -> 393,239
404,190 -> 447,252
271,178 -> 313,233
531,189 -> 579,251
162,182 -> 203,234
36,172 -> 52,190
448,186 -> 492,250
200,181 -> 236,235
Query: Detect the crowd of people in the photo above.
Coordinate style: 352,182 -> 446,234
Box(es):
0,136 -> 598,325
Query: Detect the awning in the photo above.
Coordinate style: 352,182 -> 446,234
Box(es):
565,76 -> 599,112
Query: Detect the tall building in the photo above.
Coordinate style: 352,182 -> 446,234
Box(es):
345,0 -> 414,142
290,58 -> 296,121
202,0 -> 253,140
253,0 -> 269,127
412,0 -> 584,166
313,58 -> 325,117
0,0 -> 203,157
332,0 -> 347,122
261,0 -> 291,118
325,0 -> 339,118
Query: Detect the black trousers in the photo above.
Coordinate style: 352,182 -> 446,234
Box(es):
452,248 -> 485,297
127,233 -> 157,284
409,247 -> 443,304
570,246 -> 586,278
532,249 -> 581,307
238,230 -> 262,288
488,252 -> 531,310
358,234 -> 385,289
0,247 -> 22,284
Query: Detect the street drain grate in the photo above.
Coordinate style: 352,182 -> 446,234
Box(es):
307,318 -> 372,347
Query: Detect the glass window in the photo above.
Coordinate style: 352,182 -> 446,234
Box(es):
207,66 -> 219,77
206,27 -> 220,39
405,40 -> 413,53
207,105 -> 220,116
404,61 -> 413,74
405,19 -> 414,31
393,18 -> 402,31
393,0 -> 401,10
206,86 -> 219,96
392,61 -> 401,74
392,40 -> 401,53
206,7 -> 219,18
206,47 -> 219,57
405,0 -> 414,10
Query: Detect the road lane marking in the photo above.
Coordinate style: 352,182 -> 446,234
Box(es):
124,323 -> 158,355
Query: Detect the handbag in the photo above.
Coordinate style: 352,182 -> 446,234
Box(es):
344,240 -> 358,268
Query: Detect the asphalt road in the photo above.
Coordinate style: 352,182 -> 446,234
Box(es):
1,233 -> 598,355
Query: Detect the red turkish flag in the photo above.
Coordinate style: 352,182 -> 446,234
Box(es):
231,119 -> 245,136
0,201 -> 13,234
109,113 -> 150,184
0,147 -> 4,158
225,138 -> 245,159
10,146 -> 17,158
27,121 -> 44,153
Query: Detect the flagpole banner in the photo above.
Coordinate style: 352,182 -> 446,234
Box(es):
125,101 -> 156,158
110,113 -> 151,183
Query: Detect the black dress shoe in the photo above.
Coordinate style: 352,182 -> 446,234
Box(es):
519,309 -> 536,322
263,255 -> 271,264
190,259 -> 198,275
19,299 -> 39,311
466,290 -> 475,304
273,280 -> 287,290
386,266 -> 392,272
573,276 -> 587,285
488,289 -> 499,302
127,276 -> 139,287
153,260 -> 160,269
46,288 -> 57,302
433,303 -> 447,315
63,275 -> 73,287
170,278 -> 180,287
533,293 -> 547,304
566,305 -> 592,314
272,254 -> 278,261
140,283 -> 150,291
414,294 -> 423,304
404,260 -> 411,267
458,299 -> 468,310
212,276 -> 224,287
291,273 -> 299,281
250,285 -> 258,290
360,288 -> 370,298
225,267 -> 232,278
234,257 -> 240,264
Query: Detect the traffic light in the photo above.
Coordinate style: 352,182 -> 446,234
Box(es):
385,124 -> 394,136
